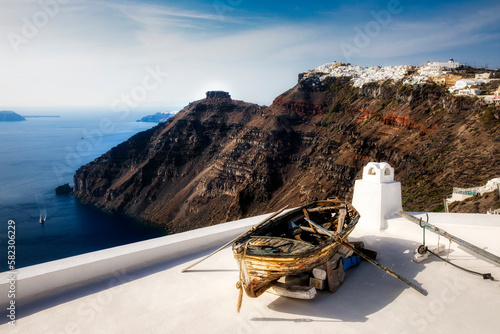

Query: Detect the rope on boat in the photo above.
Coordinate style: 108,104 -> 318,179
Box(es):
236,240 -> 250,313
236,281 -> 243,313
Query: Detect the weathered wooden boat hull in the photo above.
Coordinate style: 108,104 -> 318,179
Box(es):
233,199 -> 359,298
237,242 -> 345,298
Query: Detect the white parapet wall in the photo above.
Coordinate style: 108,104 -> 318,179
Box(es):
0,213 -> 271,309
352,162 -> 403,231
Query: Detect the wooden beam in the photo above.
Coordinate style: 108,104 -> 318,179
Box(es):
307,205 -> 342,213
326,253 -> 345,293
337,204 -> 346,234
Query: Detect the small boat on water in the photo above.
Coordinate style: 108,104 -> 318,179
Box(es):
232,198 -> 359,299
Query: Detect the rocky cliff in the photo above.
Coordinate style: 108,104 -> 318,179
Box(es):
448,191 -> 500,214
73,79 -> 500,232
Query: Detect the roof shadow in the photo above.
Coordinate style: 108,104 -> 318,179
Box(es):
258,235 -> 426,322
2,245 -> 230,325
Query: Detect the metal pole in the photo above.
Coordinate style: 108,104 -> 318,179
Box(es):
305,217 -> 427,296
342,242 -> 428,296
397,211 -> 500,266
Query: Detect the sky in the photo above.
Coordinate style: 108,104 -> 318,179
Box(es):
1,0 -> 499,111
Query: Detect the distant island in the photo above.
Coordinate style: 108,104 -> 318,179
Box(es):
55,183 -> 73,195
137,111 -> 175,123
0,110 -> 26,122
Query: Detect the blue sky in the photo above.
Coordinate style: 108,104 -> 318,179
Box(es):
1,0 -> 499,110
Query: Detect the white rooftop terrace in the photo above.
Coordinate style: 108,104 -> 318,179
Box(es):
2,163 -> 500,333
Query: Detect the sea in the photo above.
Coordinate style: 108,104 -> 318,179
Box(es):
0,109 -> 168,272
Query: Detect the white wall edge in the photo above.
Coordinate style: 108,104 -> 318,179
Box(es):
0,212 -> 272,308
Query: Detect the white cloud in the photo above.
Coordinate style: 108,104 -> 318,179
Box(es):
0,1 -> 499,109
0,1 -> 328,108
111,2 -> 226,28
331,4 -> 500,63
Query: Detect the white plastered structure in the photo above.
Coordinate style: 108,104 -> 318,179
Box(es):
352,162 -> 402,231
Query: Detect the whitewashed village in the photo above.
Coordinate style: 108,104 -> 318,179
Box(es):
303,59 -> 500,104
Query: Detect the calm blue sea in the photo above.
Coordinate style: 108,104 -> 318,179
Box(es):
0,110 -> 168,272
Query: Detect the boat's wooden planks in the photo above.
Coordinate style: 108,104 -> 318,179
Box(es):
306,205 -> 341,213
233,199 -> 360,299
246,236 -> 315,256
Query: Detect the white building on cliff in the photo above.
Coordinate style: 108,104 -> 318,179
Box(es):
426,59 -> 460,71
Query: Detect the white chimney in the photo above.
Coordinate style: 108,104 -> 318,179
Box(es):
352,162 -> 402,231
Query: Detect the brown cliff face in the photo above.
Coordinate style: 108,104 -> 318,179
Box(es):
74,82 -> 500,232
448,191 -> 500,214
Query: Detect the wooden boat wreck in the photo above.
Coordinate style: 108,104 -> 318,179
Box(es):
232,198 -> 359,299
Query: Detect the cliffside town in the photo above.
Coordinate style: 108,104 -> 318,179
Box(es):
73,62 -> 500,232
304,60 -> 500,102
